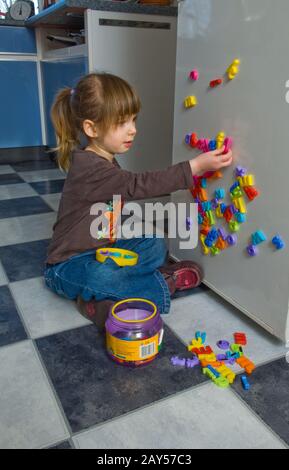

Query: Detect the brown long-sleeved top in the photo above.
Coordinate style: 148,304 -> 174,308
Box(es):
46,149 -> 194,265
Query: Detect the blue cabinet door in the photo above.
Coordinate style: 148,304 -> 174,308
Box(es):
42,58 -> 87,147
0,27 -> 36,54
0,61 -> 42,148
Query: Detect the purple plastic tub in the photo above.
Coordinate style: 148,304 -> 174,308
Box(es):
105,298 -> 164,367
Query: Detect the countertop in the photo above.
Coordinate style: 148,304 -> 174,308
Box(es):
24,0 -> 177,28
0,19 -> 25,26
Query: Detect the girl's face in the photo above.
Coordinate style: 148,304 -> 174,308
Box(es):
91,114 -> 137,159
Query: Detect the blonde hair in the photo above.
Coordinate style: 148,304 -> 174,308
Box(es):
50,73 -> 141,172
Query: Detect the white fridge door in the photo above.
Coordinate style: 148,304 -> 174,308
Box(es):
170,0 -> 289,340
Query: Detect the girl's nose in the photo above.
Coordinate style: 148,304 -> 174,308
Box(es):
129,124 -> 137,135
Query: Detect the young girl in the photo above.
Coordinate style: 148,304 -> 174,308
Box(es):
44,72 -> 233,329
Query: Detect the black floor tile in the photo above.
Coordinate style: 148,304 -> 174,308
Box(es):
232,358 -> 289,446
0,174 -> 25,186
29,179 -> 65,195
48,441 -> 73,449
0,146 -> 49,164
36,324 -> 207,433
11,160 -> 57,172
0,239 -> 50,282
0,196 -> 53,219
0,286 -> 27,347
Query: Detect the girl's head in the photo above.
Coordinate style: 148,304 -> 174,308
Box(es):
51,72 -> 141,171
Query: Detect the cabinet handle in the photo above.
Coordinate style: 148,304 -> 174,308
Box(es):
99,18 -> 171,30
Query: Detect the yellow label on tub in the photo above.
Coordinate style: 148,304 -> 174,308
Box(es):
106,332 -> 159,362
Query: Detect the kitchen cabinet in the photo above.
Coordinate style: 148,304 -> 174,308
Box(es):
0,26 -> 42,149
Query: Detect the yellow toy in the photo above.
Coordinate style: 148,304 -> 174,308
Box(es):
237,176 -> 244,187
215,205 -> 223,218
206,210 -> 215,226
96,248 -> 138,267
216,364 -> 236,384
198,353 -> 216,362
203,368 -> 230,388
227,59 -> 240,80
216,131 -> 226,149
233,197 -> 247,214
200,235 -> 210,255
184,96 -> 198,108
187,337 -> 203,352
237,174 -> 255,187
190,338 -> 203,349
244,175 -> 255,186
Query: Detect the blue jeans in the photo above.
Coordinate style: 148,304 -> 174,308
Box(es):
44,237 -> 171,314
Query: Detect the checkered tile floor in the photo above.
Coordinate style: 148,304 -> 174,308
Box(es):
0,158 -> 288,449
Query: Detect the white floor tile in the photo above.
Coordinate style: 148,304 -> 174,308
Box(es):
0,165 -> 15,175
0,261 -> 8,286
10,277 -> 91,339
0,340 -> 69,449
0,212 -> 56,247
0,183 -> 37,201
73,383 -> 286,449
165,290 -> 286,370
19,169 -> 65,183
41,193 -> 61,212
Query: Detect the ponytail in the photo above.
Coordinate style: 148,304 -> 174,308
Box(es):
50,88 -> 79,172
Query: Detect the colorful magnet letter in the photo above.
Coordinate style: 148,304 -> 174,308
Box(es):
217,340 -> 230,350
227,59 -> 240,80
210,78 -> 223,88
216,131 -> 226,149
272,235 -> 285,250
189,70 -> 199,81
184,96 -> 198,108
247,244 -> 258,257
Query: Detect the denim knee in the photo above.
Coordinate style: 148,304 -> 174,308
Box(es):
43,266 -> 66,297
44,264 -> 78,299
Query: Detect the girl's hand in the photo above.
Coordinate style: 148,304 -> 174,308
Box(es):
189,146 -> 233,176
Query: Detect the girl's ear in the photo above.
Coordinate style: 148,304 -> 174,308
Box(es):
83,120 -> 98,138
